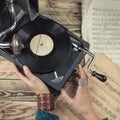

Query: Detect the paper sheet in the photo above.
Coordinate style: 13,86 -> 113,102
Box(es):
84,54 -> 120,120
82,0 -> 120,65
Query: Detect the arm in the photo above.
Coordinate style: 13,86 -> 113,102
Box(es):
11,63 -> 59,120
61,65 -> 101,120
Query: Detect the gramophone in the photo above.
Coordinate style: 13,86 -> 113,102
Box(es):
0,0 -> 107,92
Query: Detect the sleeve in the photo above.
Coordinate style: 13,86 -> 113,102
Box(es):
103,118 -> 108,120
36,111 -> 59,120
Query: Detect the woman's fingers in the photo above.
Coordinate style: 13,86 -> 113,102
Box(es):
78,64 -> 87,79
11,63 -> 31,85
23,65 -> 37,81
11,63 -> 25,79
75,64 -> 89,95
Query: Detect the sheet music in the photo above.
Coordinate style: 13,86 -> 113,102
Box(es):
84,54 -> 120,120
81,0 -> 120,65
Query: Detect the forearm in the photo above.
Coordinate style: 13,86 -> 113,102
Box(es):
77,109 -> 100,120
84,111 -> 100,120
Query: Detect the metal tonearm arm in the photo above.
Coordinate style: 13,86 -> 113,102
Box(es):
72,42 -> 107,82
0,0 -> 24,55
0,0 -> 16,40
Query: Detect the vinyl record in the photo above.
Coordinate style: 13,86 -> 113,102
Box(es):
14,16 -> 72,73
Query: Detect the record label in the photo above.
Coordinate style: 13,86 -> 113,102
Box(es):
30,34 -> 54,56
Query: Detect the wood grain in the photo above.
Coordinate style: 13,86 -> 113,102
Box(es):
39,0 -> 82,36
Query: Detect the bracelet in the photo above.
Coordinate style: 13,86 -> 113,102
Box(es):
37,93 -> 54,111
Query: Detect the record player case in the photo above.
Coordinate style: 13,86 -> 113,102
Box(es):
0,0 -> 107,92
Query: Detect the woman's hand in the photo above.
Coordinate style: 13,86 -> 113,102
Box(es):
11,63 -> 50,94
61,65 -> 100,120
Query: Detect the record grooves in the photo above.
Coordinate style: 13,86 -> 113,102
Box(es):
14,17 -> 72,74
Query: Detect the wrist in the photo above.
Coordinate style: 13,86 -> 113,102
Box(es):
37,93 -> 54,111
35,88 -> 50,95
83,110 -> 100,120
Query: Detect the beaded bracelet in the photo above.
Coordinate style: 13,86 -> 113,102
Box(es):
37,93 -> 54,111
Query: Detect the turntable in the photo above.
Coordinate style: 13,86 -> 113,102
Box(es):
0,0 -> 107,92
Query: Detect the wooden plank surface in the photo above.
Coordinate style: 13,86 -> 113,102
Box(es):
39,0 -> 82,36
0,0 -> 82,120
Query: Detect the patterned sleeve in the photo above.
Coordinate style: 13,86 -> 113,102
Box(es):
36,111 -> 59,120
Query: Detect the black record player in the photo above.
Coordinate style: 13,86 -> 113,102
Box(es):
0,0 -> 107,91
